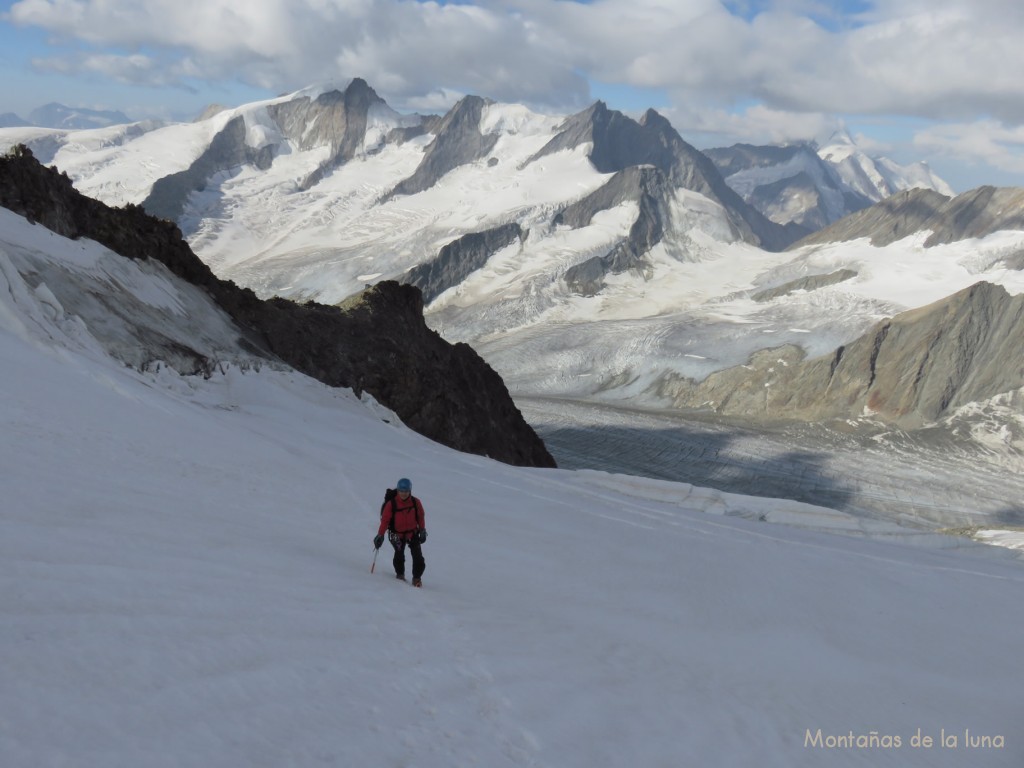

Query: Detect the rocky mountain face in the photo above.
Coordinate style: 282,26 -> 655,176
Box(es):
539,103 -> 795,249
3,81 -> 816,306
267,78 -> 400,190
144,79 -> 406,219
406,223 -> 525,303
528,103 -> 801,294
559,166 -> 675,295
387,95 -> 497,200
143,116 -> 276,223
792,186 -> 1024,248
706,143 -> 872,232
0,145 -> 555,468
707,135 -> 954,235
655,281 -> 1024,429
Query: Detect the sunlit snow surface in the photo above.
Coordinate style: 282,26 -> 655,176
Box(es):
3,190 -> 1024,768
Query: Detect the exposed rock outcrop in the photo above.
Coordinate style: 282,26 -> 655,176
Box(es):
706,143 -> 873,231
387,96 -> 498,199
751,269 -> 858,302
267,78 -> 390,190
406,223 -> 524,303
559,166 -> 674,295
144,79 -> 411,216
529,102 -> 800,294
792,186 -> 1024,249
1,145 -> 556,468
531,103 -> 794,253
142,115 -> 274,222
745,172 -> 827,234
655,281 -> 1024,428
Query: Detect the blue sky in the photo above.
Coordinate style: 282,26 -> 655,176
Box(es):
3,0 -> 1024,192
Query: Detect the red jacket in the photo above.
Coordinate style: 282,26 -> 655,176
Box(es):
378,494 -> 425,539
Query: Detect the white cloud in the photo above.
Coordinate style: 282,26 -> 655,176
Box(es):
913,120 -> 1024,175
11,0 -> 1024,122
8,0 -> 1024,185
8,0 -> 591,110
665,102 -> 840,148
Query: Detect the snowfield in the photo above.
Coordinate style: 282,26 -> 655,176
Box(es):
2,202 -> 1023,767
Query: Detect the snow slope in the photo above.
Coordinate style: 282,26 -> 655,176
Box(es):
2,191 -> 1023,767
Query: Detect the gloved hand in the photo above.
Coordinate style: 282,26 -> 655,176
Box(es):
373,534 -> 384,550
416,529 -> 427,544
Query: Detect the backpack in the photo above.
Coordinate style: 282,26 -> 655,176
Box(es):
380,488 -> 398,532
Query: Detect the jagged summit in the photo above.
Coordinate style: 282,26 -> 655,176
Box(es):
530,99 -> 793,259
387,94 -> 497,199
711,128 -> 956,232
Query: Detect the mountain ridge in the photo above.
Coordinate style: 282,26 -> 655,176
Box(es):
706,135 -> 954,234
655,280 -> 1024,428
791,186 -> 1024,248
0,144 -> 555,468
3,80 -> 1023,443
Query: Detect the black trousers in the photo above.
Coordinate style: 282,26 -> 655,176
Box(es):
391,534 -> 425,579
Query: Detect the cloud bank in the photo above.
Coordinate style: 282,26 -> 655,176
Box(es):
8,0 -> 1024,183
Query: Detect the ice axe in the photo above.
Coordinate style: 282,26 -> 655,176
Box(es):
370,546 -> 379,574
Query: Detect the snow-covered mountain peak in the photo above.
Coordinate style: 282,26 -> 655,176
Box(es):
479,101 -> 559,137
817,130 -> 953,202
820,126 -> 856,150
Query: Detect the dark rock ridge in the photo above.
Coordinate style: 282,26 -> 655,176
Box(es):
1,145 -> 556,468
385,114 -> 443,146
406,223 -> 524,303
559,166 -> 675,295
792,186 -> 1024,249
386,96 -> 498,199
142,115 -> 274,223
530,103 -> 795,252
655,281 -> 1024,428
529,103 -> 801,294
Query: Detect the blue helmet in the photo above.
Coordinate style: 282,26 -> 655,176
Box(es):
396,478 -> 412,492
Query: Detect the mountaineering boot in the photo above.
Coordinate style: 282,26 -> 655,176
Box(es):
412,578 -> 422,588
396,573 -> 407,582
